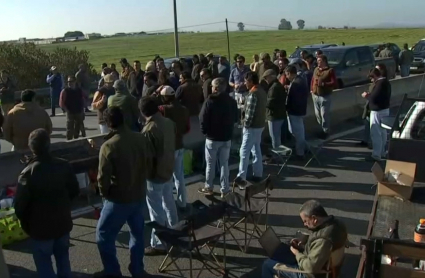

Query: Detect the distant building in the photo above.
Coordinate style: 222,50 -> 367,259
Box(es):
85,33 -> 102,39
64,36 -> 86,42
17,37 -> 55,45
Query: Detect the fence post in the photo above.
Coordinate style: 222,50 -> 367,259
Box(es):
225,19 -> 231,64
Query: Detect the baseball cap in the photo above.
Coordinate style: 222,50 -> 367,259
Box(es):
160,85 -> 175,96
50,66 -> 57,71
262,69 -> 276,79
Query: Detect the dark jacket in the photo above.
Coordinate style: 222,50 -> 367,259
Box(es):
0,77 -> 16,104
287,75 -> 309,116
108,91 -> 140,131
368,78 -> 391,111
14,155 -> 80,240
128,69 -> 145,99
47,73 -> 63,94
199,91 -> 238,142
258,62 -> 279,90
266,80 -> 287,121
159,100 -> 190,150
208,60 -> 219,78
98,127 -> 149,203
59,87 -> 84,114
176,79 -> 204,116
192,63 -> 202,83
202,78 -> 213,100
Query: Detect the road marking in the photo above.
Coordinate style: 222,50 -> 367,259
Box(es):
71,125 -> 365,219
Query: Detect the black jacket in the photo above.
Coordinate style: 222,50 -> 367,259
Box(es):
128,70 -> 145,99
368,78 -> 391,111
14,155 -> 80,240
199,91 -> 238,142
266,80 -> 287,121
286,75 -> 309,116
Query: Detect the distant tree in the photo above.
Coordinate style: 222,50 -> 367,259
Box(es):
296,19 -> 305,30
343,26 -> 348,29
237,22 -> 245,31
139,31 -> 147,34
278,19 -> 292,30
318,25 -> 324,29
64,31 -> 84,38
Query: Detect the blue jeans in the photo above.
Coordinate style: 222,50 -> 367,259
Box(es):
268,120 -> 285,149
96,200 -> 145,277
262,259 -> 305,278
237,127 -> 264,180
146,179 -> 178,249
370,109 -> 389,158
174,149 -> 187,208
312,94 -> 331,133
50,90 -> 60,115
32,233 -> 71,278
400,64 -> 410,77
205,139 -> 231,193
363,117 -> 371,143
288,115 -> 306,156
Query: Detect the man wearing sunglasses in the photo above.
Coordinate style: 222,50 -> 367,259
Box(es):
229,55 -> 250,104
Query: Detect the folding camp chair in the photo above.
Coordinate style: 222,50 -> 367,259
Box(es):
273,245 -> 346,278
304,139 -> 325,167
146,202 -> 228,278
270,145 -> 293,175
224,175 -> 273,253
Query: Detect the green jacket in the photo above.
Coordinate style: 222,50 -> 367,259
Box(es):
142,112 -> 176,183
295,216 -> 347,276
266,79 -> 287,121
98,127 -> 150,203
108,91 -> 139,130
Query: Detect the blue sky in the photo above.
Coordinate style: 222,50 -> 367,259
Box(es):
0,0 -> 423,40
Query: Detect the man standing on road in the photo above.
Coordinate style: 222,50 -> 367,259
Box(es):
140,96 -> 178,256
200,68 -> 213,100
286,65 -> 309,159
75,64 -> 91,113
263,69 -> 287,150
362,68 -> 391,162
0,70 -> 16,119
127,60 -> 145,99
218,56 -> 231,90
158,86 -> 190,211
59,76 -> 85,140
108,80 -> 140,131
96,107 -> 150,278
46,66 -> 64,117
311,55 -> 337,139
399,43 -> 414,77
234,72 -> 267,188
229,55 -> 250,103
4,90 -> 52,152
198,78 -> 238,197
176,71 -> 204,118
92,74 -> 116,134
206,53 -> 219,78
15,128 -> 80,278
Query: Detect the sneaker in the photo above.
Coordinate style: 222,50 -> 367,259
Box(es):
221,191 -> 230,199
49,114 -> 55,117
198,187 -> 214,195
144,246 -> 167,256
234,176 -> 247,190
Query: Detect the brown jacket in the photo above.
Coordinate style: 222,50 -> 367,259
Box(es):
142,113 -> 176,183
176,79 -> 204,116
98,127 -> 149,203
311,67 -> 336,96
4,102 -> 52,151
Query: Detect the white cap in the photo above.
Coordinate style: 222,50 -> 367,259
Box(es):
50,66 -> 57,71
160,85 -> 175,96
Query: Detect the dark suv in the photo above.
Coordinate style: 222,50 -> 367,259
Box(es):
411,40 -> 425,73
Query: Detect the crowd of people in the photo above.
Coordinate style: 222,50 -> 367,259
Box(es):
0,43 -> 394,277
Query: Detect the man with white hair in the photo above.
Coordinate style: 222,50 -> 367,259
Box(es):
198,77 -> 238,197
107,80 -> 140,131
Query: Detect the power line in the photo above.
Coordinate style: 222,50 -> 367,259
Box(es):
144,21 -> 224,34
228,21 -> 277,29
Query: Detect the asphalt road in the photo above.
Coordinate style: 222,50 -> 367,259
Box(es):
1,108 -> 379,278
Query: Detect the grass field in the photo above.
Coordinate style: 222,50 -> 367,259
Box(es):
40,28 -> 425,71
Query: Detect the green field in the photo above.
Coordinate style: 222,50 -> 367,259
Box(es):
40,28 -> 425,71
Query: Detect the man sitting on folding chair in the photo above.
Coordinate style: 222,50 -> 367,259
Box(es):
262,200 -> 347,278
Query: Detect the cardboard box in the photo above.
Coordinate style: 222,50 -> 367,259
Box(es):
371,160 -> 417,200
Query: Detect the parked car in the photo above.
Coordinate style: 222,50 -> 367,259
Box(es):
410,39 -> 425,73
289,44 -> 337,60
320,46 -> 396,88
163,55 -> 221,70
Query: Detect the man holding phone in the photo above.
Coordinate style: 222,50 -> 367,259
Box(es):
262,200 -> 347,278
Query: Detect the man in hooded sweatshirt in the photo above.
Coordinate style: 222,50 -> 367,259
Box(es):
4,90 -> 52,152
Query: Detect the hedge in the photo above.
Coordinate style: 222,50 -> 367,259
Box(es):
0,43 -> 98,91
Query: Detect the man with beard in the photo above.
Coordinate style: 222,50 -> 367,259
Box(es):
128,60 -> 145,100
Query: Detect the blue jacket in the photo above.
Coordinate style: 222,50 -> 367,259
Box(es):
287,75 -> 309,116
46,73 -> 63,94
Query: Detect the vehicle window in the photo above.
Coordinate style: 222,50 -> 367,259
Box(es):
411,110 -> 425,140
358,48 -> 372,64
320,51 -> 344,65
413,43 -> 425,52
289,48 -> 318,58
391,44 -> 400,52
344,50 -> 359,66
400,103 -> 417,132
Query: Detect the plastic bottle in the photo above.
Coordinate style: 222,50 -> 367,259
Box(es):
413,219 -> 425,269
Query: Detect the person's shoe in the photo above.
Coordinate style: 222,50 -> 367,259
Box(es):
234,176 -> 248,190
49,114 -> 55,117
93,271 -> 122,278
221,191 -> 230,199
85,108 -> 92,113
357,141 -> 369,147
198,187 -> 214,196
144,246 -> 167,256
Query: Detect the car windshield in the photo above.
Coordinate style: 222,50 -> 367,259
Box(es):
320,51 -> 345,65
289,48 -> 319,58
413,43 -> 425,52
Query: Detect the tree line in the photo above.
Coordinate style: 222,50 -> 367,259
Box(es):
236,20 -> 356,31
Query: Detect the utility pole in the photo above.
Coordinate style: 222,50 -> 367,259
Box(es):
173,0 -> 180,57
